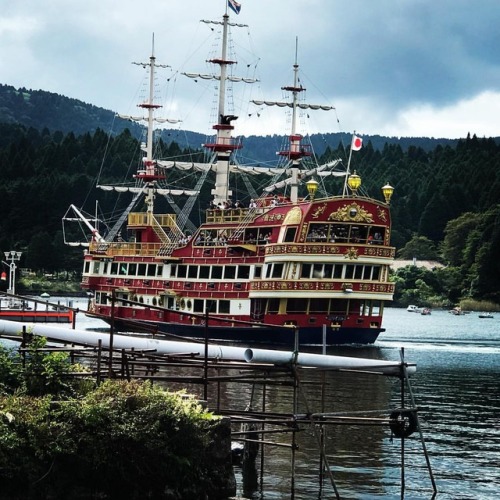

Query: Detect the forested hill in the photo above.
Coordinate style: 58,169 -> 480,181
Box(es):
0,83 -> 465,163
1,83 -> 500,304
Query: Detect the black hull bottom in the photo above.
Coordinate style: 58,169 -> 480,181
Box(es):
107,318 -> 383,347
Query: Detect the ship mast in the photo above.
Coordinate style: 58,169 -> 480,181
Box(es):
251,38 -> 334,203
132,35 -> 169,214
281,37 -> 305,204
183,12 -> 256,206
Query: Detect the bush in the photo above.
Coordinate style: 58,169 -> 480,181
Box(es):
0,379 -> 231,499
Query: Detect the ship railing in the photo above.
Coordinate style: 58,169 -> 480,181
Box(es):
251,279 -> 395,294
89,241 -> 164,257
205,207 -> 264,224
128,212 -> 178,227
265,242 -> 396,259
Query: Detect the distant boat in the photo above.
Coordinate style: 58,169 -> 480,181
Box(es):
478,313 -> 493,319
421,308 -> 431,315
407,305 -> 422,313
449,307 -> 465,316
0,294 -> 74,324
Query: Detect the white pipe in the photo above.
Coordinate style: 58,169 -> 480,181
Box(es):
0,320 -> 245,360
0,320 -> 415,376
244,348 -> 416,376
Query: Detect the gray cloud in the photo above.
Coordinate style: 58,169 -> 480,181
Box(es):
1,0 -> 499,138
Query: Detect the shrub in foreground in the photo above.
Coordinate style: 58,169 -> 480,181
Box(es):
0,379 -> 235,499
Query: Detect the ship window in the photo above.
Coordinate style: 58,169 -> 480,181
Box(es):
332,225 -> 348,242
333,265 -> 342,279
286,298 -> 306,313
147,265 -> 156,277
211,266 -> 223,279
92,261 -> 100,274
345,265 -> 355,279
218,300 -> 230,314
129,263 -> 137,276
110,262 -> 118,275
331,299 -> 348,315
177,265 -> 187,278
372,266 -> 381,280
363,266 -> 372,280
254,266 -> 262,279
354,266 -> 363,279
170,265 -> 177,277
307,224 -> 327,242
138,263 -> 147,276
156,265 -> 163,276
199,266 -> 210,279
271,263 -> 284,278
310,298 -> 329,313
324,264 -> 333,278
265,265 -> 271,278
301,263 -> 312,278
119,263 -> 127,275
224,266 -> 236,279
267,298 -> 280,314
284,227 -> 297,242
193,299 -> 204,313
188,266 -> 198,279
312,264 -> 324,278
84,261 -> 90,274
237,265 -> 250,279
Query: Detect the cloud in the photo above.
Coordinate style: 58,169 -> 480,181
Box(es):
1,0 -> 500,139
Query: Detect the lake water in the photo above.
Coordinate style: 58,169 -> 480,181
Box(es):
227,307 -> 500,499
2,301 -> 499,499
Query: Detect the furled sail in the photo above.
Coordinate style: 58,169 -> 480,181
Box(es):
117,114 -> 181,124
97,185 -> 198,196
251,100 -> 334,111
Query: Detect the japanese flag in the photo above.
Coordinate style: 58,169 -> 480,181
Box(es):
351,135 -> 363,151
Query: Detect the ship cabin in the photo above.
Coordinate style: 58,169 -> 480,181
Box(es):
83,192 -> 395,338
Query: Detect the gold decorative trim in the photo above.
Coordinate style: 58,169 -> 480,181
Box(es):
283,206 -> 303,225
328,202 -> 374,223
345,247 -> 359,260
377,206 -> 387,222
311,203 -> 327,219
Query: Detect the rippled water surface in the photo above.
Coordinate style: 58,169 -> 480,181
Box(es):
231,307 -> 500,499
3,302 -> 499,499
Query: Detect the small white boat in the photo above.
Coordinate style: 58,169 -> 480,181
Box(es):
407,305 -> 421,313
478,313 -> 493,319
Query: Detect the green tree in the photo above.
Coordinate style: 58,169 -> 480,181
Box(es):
25,231 -> 56,272
397,235 -> 440,260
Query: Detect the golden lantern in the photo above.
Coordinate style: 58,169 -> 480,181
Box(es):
306,178 -> 319,200
382,182 -> 394,204
347,171 -> 361,194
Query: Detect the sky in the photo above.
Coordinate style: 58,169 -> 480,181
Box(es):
1,0 -> 500,140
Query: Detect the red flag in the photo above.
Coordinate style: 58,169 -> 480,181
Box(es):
351,135 -> 363,151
